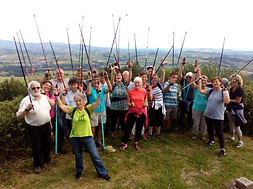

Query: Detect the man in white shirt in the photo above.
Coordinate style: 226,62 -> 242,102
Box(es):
17,81 -> 54,174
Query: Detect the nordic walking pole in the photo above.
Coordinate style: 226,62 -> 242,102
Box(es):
19,30 -> 37,81
145,27 -> 150,70
66,27 -> 74,77
33,14 -> 50,75
16,32 -> 31,82
98,90 -> 105,151
176,31 -> 187,65
217,37 -> 225,76
13,37 -> 32,104
55,84 -> 58,156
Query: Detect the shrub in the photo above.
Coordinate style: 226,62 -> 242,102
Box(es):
0,96 -> 31,165
0,78 -> 27,101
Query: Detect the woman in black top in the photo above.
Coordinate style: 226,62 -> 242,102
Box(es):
227,74 -> 245,148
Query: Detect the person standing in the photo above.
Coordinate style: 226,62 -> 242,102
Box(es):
54,90 -> 110,181
227,74 -> 246,147
162,72 -> 179,132
198,76 -> 230,157
119,77 -> 148,150
17,81 -> 54,174
178,58 -> 195,132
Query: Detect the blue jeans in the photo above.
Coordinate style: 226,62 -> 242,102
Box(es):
70,136 -> 108,177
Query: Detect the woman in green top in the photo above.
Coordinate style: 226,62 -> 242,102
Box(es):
55,89 -> 110,181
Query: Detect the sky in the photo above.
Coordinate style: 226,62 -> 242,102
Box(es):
1,0 -> 253,50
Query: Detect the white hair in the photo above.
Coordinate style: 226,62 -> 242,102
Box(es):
133,76 -> 142,84
28,81 -> 40,91
74,92 -> 86,104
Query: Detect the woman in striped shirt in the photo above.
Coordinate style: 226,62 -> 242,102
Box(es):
147,74 -> 164,139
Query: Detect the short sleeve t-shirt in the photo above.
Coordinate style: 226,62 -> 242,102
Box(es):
163,82 -> 179,107
204,89 -> 229,120
69,105 -> 93,138
228,86 -> 244,107
127,88 -> 146,109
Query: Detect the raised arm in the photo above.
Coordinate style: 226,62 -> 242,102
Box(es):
198,77 -> 208,95
222,89 -> 230,104
160,61 -> 165,84
178,58 -> 185,80
91,91 -> 101,111
54,88 -> 70,114
104,72 -> 112,93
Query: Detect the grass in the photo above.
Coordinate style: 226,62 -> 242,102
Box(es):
1,131 -> 253,189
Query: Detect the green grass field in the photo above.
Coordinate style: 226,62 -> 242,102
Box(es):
1,131 -> 253,189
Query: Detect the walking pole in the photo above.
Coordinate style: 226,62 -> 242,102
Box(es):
55,84 -> 58,156
98,91 -> 105,151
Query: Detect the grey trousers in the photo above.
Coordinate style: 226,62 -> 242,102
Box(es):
192,109 -> 207,136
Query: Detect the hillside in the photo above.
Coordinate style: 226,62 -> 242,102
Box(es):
0,39 -> 253,79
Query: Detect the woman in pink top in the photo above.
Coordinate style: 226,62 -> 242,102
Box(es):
119,77 -> 148,150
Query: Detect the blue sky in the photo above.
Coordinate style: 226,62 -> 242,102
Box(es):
1,0 -> 253,50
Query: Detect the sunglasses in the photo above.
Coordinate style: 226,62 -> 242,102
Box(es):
186,77 -> 192,79
32,87 -> 40,90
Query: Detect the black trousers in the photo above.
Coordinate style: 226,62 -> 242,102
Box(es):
178,100 -> 193,131
28,122 -> 51,167
205,117 -> 225,148
110,109 -> 128,132
122,113 -> 146,144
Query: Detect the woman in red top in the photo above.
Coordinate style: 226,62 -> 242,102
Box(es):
119,77 -> 148,150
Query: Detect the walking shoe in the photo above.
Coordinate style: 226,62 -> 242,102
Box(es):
200,136 -> 206,141
236,141 -> 244,148
192,135 -> 197,140
147,134 -> 153,140
206,141 -> 214,146
156,134 -> 161,139
119,143 -> 127,150
227,137 -> 235,142
103,174 -> 110,181
142,134 -> 147,141
75,172 -> 82,179
219,149 -> 226,158
33,166 -> 42,174
134,142 -> 140,150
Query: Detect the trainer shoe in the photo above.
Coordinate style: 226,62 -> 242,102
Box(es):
103,174 -> 110,181
33,166 -> 42,174
134,142 -> 140,150
219,149 -> 226,158
192,135 -> 197,140
147,134 -> 153,140
227,137 -> 235,142
206,140 -> 214,146
156,134 -> 161,139
119,143 -> 127,150
236,141 -> 244,148
75,172 -> 82,179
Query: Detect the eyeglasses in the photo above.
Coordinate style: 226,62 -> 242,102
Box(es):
32,87 -> 40,90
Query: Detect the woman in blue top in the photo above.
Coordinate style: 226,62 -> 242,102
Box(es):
191,66 -> 210,140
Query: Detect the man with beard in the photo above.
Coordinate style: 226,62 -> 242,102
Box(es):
17,81 -> 54,174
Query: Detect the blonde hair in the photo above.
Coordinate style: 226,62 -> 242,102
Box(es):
230,74 -> 243,86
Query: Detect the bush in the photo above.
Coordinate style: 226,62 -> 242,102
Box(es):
0,96 -> 31,165
0,78 -> 27,101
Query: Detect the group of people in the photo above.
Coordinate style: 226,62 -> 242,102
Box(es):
16,58 -> 246,180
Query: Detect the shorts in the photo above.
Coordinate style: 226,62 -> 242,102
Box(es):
165,107 -> 178,120
90,110 -> 106,127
